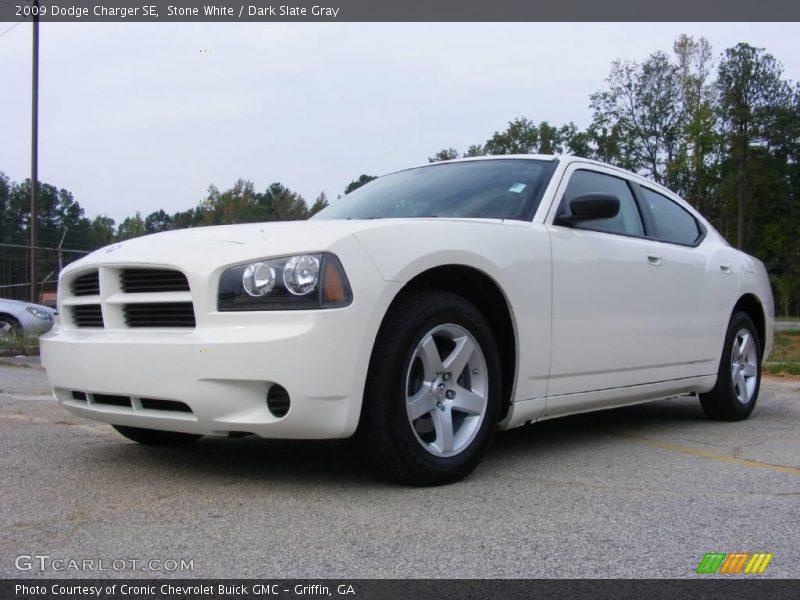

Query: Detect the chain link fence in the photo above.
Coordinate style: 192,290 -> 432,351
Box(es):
0,243 -> 91,353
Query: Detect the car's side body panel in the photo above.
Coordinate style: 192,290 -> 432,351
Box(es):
544,160 -> 725,400
353,219 -> 553,407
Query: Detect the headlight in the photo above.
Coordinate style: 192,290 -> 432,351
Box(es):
218,253 -> 352,311
243,262 -> 276,296
25,306 -> 53,320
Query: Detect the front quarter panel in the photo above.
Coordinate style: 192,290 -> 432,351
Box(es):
354,219 -> 552,403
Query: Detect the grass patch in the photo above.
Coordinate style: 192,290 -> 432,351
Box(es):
771,331 -> 800,363
0,336 -> 40,356
764,331 -> 800,376
764,363 -> 800,376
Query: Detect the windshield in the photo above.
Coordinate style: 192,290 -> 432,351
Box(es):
313,159 -> 555,221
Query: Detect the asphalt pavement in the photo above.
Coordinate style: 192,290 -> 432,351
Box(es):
1,359 -> 798,579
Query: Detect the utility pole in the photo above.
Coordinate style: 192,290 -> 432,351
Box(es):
29,2 -> 39,303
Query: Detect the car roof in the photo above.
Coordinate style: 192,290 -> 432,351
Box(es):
414,154 -> 695,209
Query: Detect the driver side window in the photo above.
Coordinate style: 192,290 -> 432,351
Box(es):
559,170 -> 644,237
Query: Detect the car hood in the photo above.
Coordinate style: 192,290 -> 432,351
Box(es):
62,217 -> 515,278
62,220 -> 368,271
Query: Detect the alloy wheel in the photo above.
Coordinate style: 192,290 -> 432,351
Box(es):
405,323 -> 489,458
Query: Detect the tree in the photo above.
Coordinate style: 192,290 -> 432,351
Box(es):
258,182 -> 310,221
428,148 -> 459,163
308,192 -> 329,217
717,43 -> 792,249
144,209 -> 174,234
86,215 -> 116,247
670,35 -> 718,215
463,144 -> 485,158
344,174 -> 377,195
199,179 -> 261,225
0,171 -> 10,242
558,123 -> 592,157
590,52 -> 685,183
6,178 -> 92,249
484,117 -> 540,154
116,212 -> 146,240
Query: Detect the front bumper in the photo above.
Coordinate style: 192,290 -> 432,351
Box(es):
41,307 -> 377,439
41,232 -> 401,439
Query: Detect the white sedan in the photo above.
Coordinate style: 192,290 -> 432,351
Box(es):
41,156 -> 774,485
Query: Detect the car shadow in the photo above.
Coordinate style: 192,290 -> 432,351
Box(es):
91,395 -> 709,487
491,394 -> 708,457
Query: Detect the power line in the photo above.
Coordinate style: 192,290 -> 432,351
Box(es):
0,20 -> 23,40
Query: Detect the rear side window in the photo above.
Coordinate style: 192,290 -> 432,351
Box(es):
559,170 -> 644,237
640,187 -> 701,245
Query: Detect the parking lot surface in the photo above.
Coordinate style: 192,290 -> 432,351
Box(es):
1,360 -> 798,578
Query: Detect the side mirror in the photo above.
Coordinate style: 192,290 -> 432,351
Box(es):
556,193 -> 620,226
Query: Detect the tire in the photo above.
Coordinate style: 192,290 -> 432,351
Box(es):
0,315 -> 22,343
112,425 -> 202,446
699,311 -> 761,421
356,291 -> 503,486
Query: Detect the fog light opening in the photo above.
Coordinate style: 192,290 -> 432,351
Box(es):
267,384 -> 291,418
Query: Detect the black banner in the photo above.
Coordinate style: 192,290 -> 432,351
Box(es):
2,0 -> 800,23
4,579 -> 800,600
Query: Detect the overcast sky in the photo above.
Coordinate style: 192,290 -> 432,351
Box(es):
1,22 -> 798,224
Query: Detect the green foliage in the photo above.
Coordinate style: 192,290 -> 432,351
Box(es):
308,192 -> 329,217
428,148 -> 459,163
344,174 -> 377,194
116,212 -> 146,240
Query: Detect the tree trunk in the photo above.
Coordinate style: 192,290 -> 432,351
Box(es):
737,142 -> 747,250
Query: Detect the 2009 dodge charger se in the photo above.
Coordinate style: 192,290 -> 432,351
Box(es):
41,156 -> 774,485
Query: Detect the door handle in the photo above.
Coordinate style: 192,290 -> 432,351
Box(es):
720,263 -> 732,274
647,253 -> 662,266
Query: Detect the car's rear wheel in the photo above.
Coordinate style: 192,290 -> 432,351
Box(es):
112,425 -> 202,446
699,311 -> 761,421
356,291 -> 502,486
0,315 -> 22,343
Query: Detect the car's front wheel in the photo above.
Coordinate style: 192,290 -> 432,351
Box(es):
357,291 -> 502,486
113,425 -> 202,446
699,311 -> 761,421
0,315 -> 22,343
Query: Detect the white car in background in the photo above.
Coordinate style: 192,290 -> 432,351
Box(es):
0,298 -> 55,342
41,156 -> 774,485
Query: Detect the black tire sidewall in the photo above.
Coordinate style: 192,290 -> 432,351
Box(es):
714,312 -> 761,419
378,293 -> 502,480
0,316 -> 21,341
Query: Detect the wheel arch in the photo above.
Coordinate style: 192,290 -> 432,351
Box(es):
0,313 -> 21,326
732,293 -> 766,353
373,264 -> 518,421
